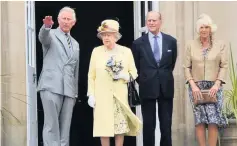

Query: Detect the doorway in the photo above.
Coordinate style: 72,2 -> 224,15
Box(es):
35,1 -> 135,146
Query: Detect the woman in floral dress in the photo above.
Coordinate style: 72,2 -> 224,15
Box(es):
183,14 -> 228,146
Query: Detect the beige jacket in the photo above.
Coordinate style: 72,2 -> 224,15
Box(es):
183,38 -> 229,83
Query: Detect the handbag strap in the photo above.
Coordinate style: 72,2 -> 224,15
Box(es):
127,73 -> 134,88
129,73 -> 134,82
128,73 -> 136,89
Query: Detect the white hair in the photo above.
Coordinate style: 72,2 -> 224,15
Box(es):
58,6 -> 76,21
145,11 -> 162,21
196,14 -> 217,34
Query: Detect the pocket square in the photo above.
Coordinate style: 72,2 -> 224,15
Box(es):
167,50 -> 172,52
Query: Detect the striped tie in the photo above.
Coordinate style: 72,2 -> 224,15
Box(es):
65,33 -> 72,49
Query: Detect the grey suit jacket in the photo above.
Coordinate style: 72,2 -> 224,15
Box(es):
37,25 -> 80,98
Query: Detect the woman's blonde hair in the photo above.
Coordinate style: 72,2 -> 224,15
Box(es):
196,14 -> 217,34
196,14 -> 217,48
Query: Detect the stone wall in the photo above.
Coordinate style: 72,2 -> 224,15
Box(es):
0,1 -> 27,146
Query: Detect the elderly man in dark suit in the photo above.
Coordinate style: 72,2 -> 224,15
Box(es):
37,6 -> 80,146
132,11 -> 177,146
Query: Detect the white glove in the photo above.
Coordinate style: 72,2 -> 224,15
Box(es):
113,73 -> 129,81
88,95 -> 95,108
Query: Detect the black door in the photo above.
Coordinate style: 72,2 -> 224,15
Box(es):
35,1 -> 136,146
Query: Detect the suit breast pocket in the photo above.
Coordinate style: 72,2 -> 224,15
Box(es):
162,49 -> 173,63
165,49 -> 172,56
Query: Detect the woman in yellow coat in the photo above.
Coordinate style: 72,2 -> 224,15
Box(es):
87,19 -> 142,146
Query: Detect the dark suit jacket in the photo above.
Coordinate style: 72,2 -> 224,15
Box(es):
132,32 -> 177,99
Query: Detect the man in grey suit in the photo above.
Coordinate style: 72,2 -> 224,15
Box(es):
37,7 -> 80,146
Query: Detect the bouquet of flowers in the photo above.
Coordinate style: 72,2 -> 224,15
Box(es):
105,56 -> 124,81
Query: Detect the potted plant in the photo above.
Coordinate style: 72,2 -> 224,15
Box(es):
220,46 -> 237,146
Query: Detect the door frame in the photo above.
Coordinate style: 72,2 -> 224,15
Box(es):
25,1 -> 38,146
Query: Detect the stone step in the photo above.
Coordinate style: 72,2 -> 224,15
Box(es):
221,136 -> 237,140
220,137 -> 237,146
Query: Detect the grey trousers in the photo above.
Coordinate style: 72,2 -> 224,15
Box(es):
40,90 -> 76,146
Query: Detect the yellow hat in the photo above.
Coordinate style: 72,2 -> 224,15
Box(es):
97,19 -> 122,40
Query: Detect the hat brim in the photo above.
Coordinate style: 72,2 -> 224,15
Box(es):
97,31 -> 122,40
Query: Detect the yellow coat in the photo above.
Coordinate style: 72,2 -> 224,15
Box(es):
87,44 -> 142,137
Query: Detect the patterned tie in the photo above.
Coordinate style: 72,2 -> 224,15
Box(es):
65,33 -> 72,49
153,35 -> 160,64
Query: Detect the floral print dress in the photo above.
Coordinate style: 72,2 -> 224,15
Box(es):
188,81 -> 227,128
114,96 -> 130,134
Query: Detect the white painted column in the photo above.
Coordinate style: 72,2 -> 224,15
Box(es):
0,2 -> 2,145
152,1 -> 159,11
133,1 -> 141,39
133,2 -> 143,145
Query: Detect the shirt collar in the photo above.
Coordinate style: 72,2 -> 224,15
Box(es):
148,31 -> 162,39
57,27 -> 70,36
